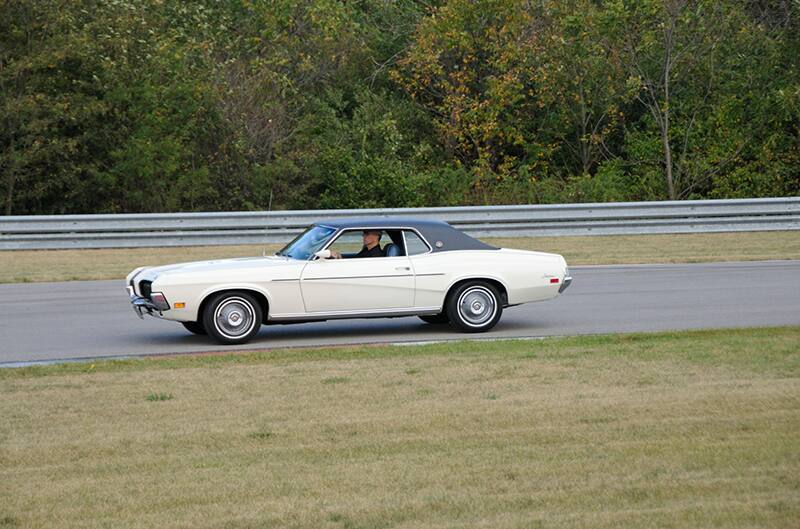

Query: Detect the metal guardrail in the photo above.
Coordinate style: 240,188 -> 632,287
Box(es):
1,198 -> 798,250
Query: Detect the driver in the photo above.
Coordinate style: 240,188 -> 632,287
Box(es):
330,230 -> 384,259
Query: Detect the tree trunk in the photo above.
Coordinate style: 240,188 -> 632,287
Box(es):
4,172 -> 14,215
662,129 -> 676,200
4,142 -> 14,215
661,16 -> 677,201
578,84 -> 592,174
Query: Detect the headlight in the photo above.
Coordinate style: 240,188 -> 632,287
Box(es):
150,292 -> 170,311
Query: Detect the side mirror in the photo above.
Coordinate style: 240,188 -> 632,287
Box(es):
313,249 -> 331,260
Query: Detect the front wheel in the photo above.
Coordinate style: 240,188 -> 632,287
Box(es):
446,281 -> 503,333
202,291 -> 263,345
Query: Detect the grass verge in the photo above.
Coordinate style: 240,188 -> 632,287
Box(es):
1,230 -> 798,283
1,327 -> 799,528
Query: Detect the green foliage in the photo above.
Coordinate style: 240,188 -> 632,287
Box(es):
0,0 -> 797,214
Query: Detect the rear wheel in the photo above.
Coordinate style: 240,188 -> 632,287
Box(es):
181,321 -> 207,335
446,281 -> 503,333
419,313 -> 449,324
202,291 -> 263,345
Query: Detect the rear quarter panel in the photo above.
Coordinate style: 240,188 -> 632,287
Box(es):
410,248 -> 567,309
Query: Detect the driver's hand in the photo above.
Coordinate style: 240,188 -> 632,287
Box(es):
330,250 -> 342,259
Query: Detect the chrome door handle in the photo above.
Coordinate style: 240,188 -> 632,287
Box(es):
396,266 -> 410,271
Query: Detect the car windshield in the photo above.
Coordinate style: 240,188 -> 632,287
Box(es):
276,225 -> 336,260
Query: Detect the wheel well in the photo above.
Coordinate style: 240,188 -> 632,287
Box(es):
198,289 -> 270,324
445,278 -> 508,308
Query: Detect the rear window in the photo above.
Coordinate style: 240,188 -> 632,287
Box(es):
404,230 -> 430,256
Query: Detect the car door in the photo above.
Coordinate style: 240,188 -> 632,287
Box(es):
402,228 -> 445,309
299,229 -> 414,313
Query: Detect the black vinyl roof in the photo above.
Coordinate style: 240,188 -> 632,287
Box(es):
313,217 -> 497,252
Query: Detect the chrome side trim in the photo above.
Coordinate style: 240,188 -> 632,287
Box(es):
268,306 -> 441,321
303,273 -> 413,281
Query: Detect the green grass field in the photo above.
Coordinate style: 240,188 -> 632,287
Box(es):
1,230 -> 798,283
2,327 -> 799,528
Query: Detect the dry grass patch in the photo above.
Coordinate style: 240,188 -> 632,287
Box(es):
1,231 -> 798,283
1,327 -> 799,528
0,244 -> 283,284
486,230 -> 800,265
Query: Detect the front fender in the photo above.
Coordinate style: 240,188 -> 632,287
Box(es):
195,283 -> 274,318
149,281 -> 274,323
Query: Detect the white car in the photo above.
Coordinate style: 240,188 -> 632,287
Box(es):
126,218 -> 572,344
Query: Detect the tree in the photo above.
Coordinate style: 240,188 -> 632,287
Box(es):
538,1 -> 628,176
394,0 -> 548,183
1,0 -> 797,214
601,0 -> 731,199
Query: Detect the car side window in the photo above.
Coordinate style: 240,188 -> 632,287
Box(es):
327,230 -> 373,256
404,230 -> 430,256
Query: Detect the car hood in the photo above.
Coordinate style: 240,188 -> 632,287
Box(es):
131,256 -> 301,283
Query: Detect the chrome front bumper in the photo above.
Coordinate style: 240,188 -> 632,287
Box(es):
559,276 -> 572,293
127,286 -> 163,319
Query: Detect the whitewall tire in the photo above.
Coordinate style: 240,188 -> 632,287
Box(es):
202,291 -> 263,345
446,281 -> 503,333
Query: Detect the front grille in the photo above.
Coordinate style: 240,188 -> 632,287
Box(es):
139,280 -> 152,299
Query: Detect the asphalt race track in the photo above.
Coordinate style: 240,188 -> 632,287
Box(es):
1,260 -> 798,365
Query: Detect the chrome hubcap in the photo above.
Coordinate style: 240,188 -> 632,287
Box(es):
457,287 -> 496,326
227,311 -> 243,327
214,298 -> 255,338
